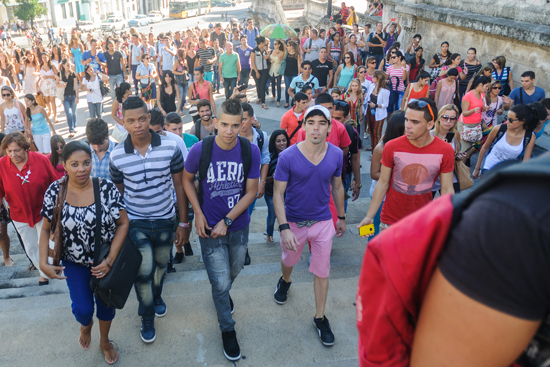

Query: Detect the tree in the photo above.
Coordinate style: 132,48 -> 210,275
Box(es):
13,0 -> 48,30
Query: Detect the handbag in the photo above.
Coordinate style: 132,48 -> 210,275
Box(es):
48,176 -> 68,266
89,177 -> 142,309
460,123 -> 482,143
174,61 -> 188,85
455,160 -> 474,191
99,78 -> 110,97
277,51 -> 287,76
35,91 -> 46,107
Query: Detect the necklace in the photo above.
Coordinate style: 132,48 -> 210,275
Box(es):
16,169 -> 30,185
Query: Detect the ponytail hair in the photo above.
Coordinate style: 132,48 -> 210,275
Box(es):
115,82 -> 132,103
255,36 -> 266,45
24,94 -> 37,122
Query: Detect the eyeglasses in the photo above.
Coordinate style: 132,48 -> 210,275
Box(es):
492,86 -> 502,90
408,99 -> 435,122
441,115 -> 458,122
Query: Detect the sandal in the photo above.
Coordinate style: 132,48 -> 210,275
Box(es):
79,321 -> 93,350
365,147 -> 373,152
101,340 -> 119,365
277,102 -> 280,107
271,96 -> 275,102
284,103 -> 289,108
255,99 -> 261,104
261,104 -> 268,110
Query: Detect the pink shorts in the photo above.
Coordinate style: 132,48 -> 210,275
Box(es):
281,220 -> 336,278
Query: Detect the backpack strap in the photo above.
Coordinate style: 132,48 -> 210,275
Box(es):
198,136 -> 215,205
288,118 -> 303,141
519,87 -> 524,105
194,119 -> 201,140
487,124 -> 507,155
239,136 -> 252,185
254,127 -> 264,151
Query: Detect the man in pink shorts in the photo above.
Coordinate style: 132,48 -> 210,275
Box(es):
272,105 -> 346,347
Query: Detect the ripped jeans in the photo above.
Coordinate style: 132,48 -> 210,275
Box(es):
128,216 -> 175,321
199,226 -> 248,332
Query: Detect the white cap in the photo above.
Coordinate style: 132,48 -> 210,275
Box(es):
304,105 -> 331,122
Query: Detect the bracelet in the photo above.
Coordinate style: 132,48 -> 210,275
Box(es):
179,222 -> 189,228
260,180 -> 266,183
278,223 -> 290,232
104,258 -> 112,269
337,215 -> 346,220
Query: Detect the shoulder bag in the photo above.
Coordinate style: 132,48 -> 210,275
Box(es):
452,133 -> 474,191
174,60 -> 188,85
99,77 -> 110,97
277,51 -> 287,76
48,176 -> 68,266
89,177 -> 143,309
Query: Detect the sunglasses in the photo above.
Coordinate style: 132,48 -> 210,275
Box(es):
344,56 -> 351,59
334,100 -> 348,107
303,67 -> 311,70
408,99 -> 435,122
492,86 -> 502,90
390,56 -> 397,59
441,115 -> 458,122
358,70 -> 366,73
2,93 -> 11,97
369,61 -> 376,64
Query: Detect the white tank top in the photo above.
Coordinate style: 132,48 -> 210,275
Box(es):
483,131 -> 524,170
3,104 -> 24,134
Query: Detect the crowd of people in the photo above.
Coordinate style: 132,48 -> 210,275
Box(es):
0,9 -> 548,365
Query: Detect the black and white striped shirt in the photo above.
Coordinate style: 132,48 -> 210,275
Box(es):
109,130 -> 184,220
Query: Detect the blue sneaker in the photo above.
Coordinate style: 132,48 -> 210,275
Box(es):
154,297 -> 167,317
140,318 -> 156,343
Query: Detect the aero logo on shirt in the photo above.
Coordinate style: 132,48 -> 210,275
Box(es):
207,162 -> 244,208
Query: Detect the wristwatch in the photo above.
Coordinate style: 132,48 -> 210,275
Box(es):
337,215 -> 346,220
223,216 -> 233,227
355,183 -> 363,188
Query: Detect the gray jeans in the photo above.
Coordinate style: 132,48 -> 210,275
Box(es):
108,74 -> 124,99
199,226 -> 248,332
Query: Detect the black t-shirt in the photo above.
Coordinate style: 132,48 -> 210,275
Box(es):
311,59 -> 331,88
439,178 -> 550,366
344,123 -> 361,175
105,50 -> 124,76
210,31 -> 226,49
61,71 -> 77,97
368,31 -> 387,55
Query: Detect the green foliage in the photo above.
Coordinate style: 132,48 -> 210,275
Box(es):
13,0 -> 48,26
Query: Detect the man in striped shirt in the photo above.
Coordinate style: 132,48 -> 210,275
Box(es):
109,96 -> 188,344
197,37 -> 217,83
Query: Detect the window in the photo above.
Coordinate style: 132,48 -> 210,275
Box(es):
61,4 -> 67,19
69,2 -> 74,17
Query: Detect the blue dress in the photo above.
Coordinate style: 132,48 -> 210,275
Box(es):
71,46 -> 84,73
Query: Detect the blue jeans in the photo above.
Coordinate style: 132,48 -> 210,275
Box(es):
131,64 -> 139,94
284,75 -> 296,104
223,77 -> 237,99
63,260 -> 116,326
248,197 -> 257,217
88,102 -> 102,119
343,172 -> 352,213
128,217 -> 175,320
368,199 -> 384,242
177,83 -> 188,112
108,74 -> 124,99
239,68 -> 250,88
213,65 -> 220,91
63,95 -> 77,133
271,75 -> 282,102
204,71 -> 213,82
388,90 -> 404,113
199,226 -> 249,332
264,194 -> 276,236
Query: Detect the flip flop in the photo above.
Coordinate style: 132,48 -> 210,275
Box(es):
262,104 -> 269,110
79,321 -> 93,350
102,340 -> 119,365
255,99 -> 261,104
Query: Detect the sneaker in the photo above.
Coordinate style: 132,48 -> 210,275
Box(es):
244,250 -> 251,266
221,330 -> 241,361
313,315 -> 335,347
184,242 -> 194,256
140,318 -> 156,343
167,259 -> 176,273
173,252 -> 184,264
274,276 -> 291,305
363,132 -> 368,139
229,295 -> 234,315
154,297 -> 167,317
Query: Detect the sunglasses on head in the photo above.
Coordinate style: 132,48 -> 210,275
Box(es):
408,99 -> 435,122
334,100 -> 348,107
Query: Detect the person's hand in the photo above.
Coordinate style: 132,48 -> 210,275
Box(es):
220,76 -> 224,84
497,108 -> 503,115
369,101 -> 376,108
174,226 -> 185,246
336,219 -> 346,237
357,216 -> 374,238
255,70 -> 260,78
455,152 -> 467,162
257,181 -> 265,199
195,212 -> 212,238
472,168 -> 482,179
464,66 -> 468,74
41,264 -> 66,280
210,219 -> 227,239
161,109 -> 166,116
401,59 -> 407,67
473,107 -> 481,113
502,95 -> 512,104
91,259 -> 111,279
280,228 -> 298,252
351,182 -> 361,201
482,105 -> 489,112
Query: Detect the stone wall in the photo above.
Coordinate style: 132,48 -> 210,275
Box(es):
384,0 -> 550,98
303,0 -> 381,31
248,0 -> 289,28
281,0 -> 303,10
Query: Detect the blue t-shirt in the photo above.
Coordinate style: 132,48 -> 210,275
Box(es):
82,50 -> 106,73
509,86 -> 546,106
274,142 -> 343,222
185,138 -> 261,231
289,74 -> 320,94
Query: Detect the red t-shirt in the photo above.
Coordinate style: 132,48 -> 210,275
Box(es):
280,108 -> 305,146
296,118 -> 352,149
0,152 -> 59,226
380,135 -> 455,225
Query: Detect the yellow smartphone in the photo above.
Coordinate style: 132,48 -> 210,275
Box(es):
359,224 -> 375,236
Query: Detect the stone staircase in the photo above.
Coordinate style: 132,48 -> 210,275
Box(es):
0,199 -> 370,366
285,9 -> 310,29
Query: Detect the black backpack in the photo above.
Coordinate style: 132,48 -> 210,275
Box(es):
488,124 -> 533,158
197,136 -> 252,205
254,127 -> 264,152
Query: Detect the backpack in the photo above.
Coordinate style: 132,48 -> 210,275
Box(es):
254,127 -> 265,152
356,154 -> 550,367
197,136 -> 252,205
488,123 -> 533,158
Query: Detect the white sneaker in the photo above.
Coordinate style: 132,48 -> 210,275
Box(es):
363,133 -> 368,139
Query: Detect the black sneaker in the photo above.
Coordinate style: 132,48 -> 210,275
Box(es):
221,330 -> 241,361
173,252 -> 184,264
313,315 -> 335,347
167,259 -> 176,273
184,242 -> 194,256
244,250 -> 251,266
274,276 -> 291,305
229,295 -> 234,315
140,318 -> 156,343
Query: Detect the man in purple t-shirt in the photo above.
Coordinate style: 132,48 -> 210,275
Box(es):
183,98 -> 260,362
272,105 -> 346,347
237,35 -> 253,89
